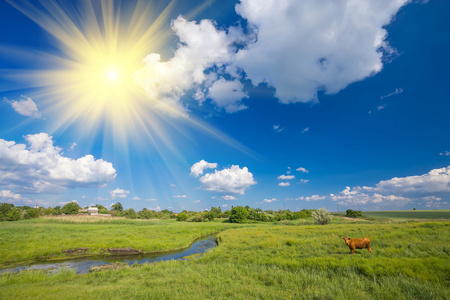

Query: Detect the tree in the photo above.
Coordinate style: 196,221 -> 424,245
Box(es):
312,208 -> 332,225
122,208 -> 137,219
210,207 -> 222,218
111,202 -> 123,212
61,201 -> 81,214
229,206 -> 248,223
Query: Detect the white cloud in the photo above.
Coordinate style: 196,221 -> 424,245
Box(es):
148,206 -> 161,211
291,195 -> 325,201
296,167 -> 309,173
95,196 -> 108,201
222,204 -> 229,208
234,0 -> 408,104
278,182 -> 290,187
0,190 -> 24,202
380,88 -> 403,99
4,96 -> 41,118
377,105 -> 387,110
263,198 -> 277,203
173,195 -> 187,198
0,133 -> 116,194
440,151 -> 450,156
110,188 -> 129,199
222,195 -> 237,200
69,142 -> 77,150
208,77 -> 248,113
278,175 -> 295,180
190,160 -> 218,177
301,127 -> 310,134
299,179 -> 309,184
194,200 -> 201,203
131,196 -> 141,201
134,16 -> 244,117
365,166 -> 450,195
198,165 -> 256,195
145,198 -> 157,202
273,124 -> 284,133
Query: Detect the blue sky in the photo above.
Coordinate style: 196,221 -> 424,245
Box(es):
1,0 -> 449,212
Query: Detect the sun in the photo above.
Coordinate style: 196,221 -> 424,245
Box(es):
6,0 -> 177,140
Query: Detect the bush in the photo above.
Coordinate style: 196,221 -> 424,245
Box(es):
6,208 -> 23,221
229,206 -> 248,223
188,213 -> 205,222
312,208 -> 332,225
346,209 -> 363,218
24,208 -> 39,219
0,203 -> 15,221
176,212 -> 189,221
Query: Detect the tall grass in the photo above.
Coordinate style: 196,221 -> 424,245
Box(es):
0,219 -> 449,299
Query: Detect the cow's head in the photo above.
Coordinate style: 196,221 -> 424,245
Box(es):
342,237 -> 350,245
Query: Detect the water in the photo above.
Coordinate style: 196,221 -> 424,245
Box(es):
0,235 -> 217,275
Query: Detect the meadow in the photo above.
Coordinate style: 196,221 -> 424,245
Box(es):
0,213 -> 449,299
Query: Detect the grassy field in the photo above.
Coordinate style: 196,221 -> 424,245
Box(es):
360,210 -> 450,220
0,213 -> 449,299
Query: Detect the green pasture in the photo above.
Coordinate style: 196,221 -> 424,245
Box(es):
361,210 -> 450,220
0,215 -> 449,299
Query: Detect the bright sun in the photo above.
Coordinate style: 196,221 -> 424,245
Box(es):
7,0 -> 177,141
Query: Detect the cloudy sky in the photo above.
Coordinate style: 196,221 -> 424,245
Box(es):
1,0 -> 449,212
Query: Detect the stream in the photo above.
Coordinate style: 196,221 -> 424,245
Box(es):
0,235 -> 217,275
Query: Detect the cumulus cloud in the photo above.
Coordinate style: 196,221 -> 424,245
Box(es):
192,161 -> 256,195
173,195 -> 187,198
110,188 -> 129,199
134,16 -> 246,116
4,96 -> 41,118
0,190 -> 24,203
279,182 -> 290,187
133,0 -> 409,116
131,196 -> 141,201
194,200 -> 201,203
440,151 -> 450,156
293,166 -> 450,209
263,198 -> 277,203
296,167 -> 309,173
207,77 -> 248,113
148,206 -> 161,211
0,133 -> 116,194
290,195 -> 326,201
190,160 -> 218,177
278,175 -> 295,180
234,0 -> 408,103
222,195 -> 237,200
365,166 -> 450,195
299,179 -> 309,184
301,127 -> 310,134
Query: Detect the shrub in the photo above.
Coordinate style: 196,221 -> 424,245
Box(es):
24,208 -> 39,219
188,213 -> 205,222
0,203 -> 15,221
176,212 -> 189,221
312,208 -> 332,225
6,207 -> 23,221
346,209 -> 363,218
229,206 -> 248,223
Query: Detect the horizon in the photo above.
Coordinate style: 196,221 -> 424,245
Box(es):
1,0 -> 449,213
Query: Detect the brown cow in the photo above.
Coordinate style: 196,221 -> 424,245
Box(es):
342,237 -> 372,254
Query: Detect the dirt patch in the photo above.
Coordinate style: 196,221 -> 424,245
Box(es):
89,262 -> 128,272
62,247 -> 90,255
107,248 -> 142,255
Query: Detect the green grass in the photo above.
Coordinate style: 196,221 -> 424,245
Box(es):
361,210 -> 450,220
0,218 -> 234,266
1,218 -> 449,299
